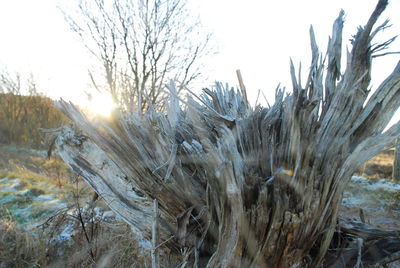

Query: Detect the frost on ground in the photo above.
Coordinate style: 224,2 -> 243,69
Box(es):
0,176 -> 118,232
0,174 -> 166,254
0,177 -> 69,228
341,176 -> 400,229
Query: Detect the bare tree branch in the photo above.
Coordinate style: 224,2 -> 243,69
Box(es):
63,0 -> 212,112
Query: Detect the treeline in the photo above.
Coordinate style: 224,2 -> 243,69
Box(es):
0,73 -> 68,149
0,93 -> 68,148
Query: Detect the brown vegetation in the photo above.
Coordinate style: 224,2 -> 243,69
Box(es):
0,92 -> 68,148
0,146 -> 146,267
0,213 -> 147,267
358,149 -> 395,178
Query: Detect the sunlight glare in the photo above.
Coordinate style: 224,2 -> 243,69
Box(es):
87,92 -> 116,117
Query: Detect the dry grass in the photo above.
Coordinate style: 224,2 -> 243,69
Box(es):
366,149 -> 394,167
358,149 -> 395,178
0,145 -> 74,190
0,145 -> 149,267
48,221 -> 147,267
0,209 -> 149,267
0,218 -> 47,267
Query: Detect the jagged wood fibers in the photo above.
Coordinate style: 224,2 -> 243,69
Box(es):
55,1 -> 400,267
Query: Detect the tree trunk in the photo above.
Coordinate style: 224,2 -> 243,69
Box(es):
54,0 -> 400,267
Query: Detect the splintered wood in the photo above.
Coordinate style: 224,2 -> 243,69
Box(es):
54,0 -> 400,267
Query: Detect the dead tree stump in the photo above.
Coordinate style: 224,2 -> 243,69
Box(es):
54,0 -> 400,267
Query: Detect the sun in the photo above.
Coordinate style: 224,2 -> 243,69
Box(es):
87,92 -> 116,118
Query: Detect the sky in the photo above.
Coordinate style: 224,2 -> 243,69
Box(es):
0,0 -> 399,117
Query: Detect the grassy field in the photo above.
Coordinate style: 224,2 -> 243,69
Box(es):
0,145 -> 147,267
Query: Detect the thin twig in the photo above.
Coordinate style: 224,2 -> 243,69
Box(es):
152,199 -> 160,268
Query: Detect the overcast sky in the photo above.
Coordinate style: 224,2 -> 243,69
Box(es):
0,0 -> 399,114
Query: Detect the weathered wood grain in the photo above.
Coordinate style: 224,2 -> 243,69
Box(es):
54,0 -> 400,266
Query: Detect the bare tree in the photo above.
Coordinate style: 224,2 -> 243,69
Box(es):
63,0 -> 211,112
54,0 -> 400,267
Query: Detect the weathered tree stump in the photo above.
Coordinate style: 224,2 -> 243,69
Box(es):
54,0 -> 400,267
